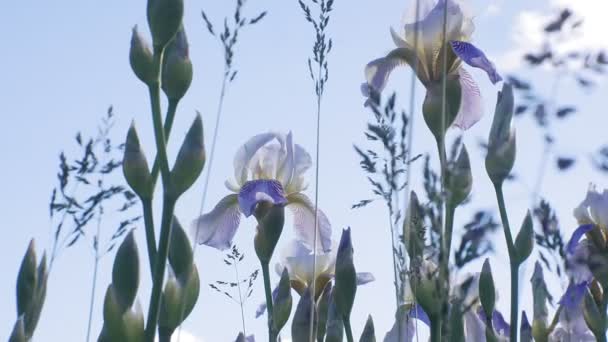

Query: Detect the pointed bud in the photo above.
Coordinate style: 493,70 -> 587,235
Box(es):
147,0 -> 184,49
123,123 -> 152,199
515,211 -> 534,264
162,26 -> 192,101
122,301 -> 145,342
520,311 -> 532,342
531,262 -> 549,340
272,268 -> 293,333
159,265 -> 200,336
316,283 -> 333,341
359,315 -> 376,342
486,83 -> 516,185
448,145 -> 472,206
583,289 -> 604,336
170,114 -> 205,197
254,204 -> 285,263
16,240 -> 37,317
100,286 -> 144,341
292,288 -> 317,342
479,259 -> 496,317
129,26 -> 154,85
25,252 -> 47,338
112,231 -> 139,309
410,259 -> 441,317
324,294 -> 344,342
9,317 -> 26,342
334,228 -> 357,320
168,218 -> 193,277
403,191 -> 424,260
422,77 -> 462,140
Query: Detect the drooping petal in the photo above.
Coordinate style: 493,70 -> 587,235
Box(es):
566,238 -> 593,283
450,41 -> 502,84
233,132 -> 279,185
384,311 -> 417,342
238,179 -> 287,217
286,192 -> 332,252
255,284 -> 280,318
408,304 -> 430,326
558,282 -> 588,310
566,224 -> 594,254
356,272 -> 375,285
452,68 -> 483,130
191,194 -> 241,250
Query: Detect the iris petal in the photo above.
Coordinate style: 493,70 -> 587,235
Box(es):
409,303 -> 431,326
191,194 -> 241,250
450,40 -> 502,84
238,179 -> 287,217
355,272 -> 375,285
233,132 -> 279,185
286,192 -> 332,252
566,224 -> 594,254
558,281 -> 588,309
452,68 -> 483,130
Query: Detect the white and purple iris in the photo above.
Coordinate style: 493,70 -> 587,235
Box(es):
550,282 -> 595,342
362,0 -> 501,129
191,132 -> 331,252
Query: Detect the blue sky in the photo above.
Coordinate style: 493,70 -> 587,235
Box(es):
1,0 -> 606,341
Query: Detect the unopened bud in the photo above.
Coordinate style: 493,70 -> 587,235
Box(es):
159,265 -> 200,335
9,317 -> 26,342
359,315 -> 376,342
170,114 -> 205,197
448,145 -> 472,206
254,204 -> 285,263
129,26 -> 154,85
486,83 -> 516,185
410,259 -> 441,317
123,123 -> 152,199
479,259 -> 496,317
16,240 -> 37,317
403,191 -> 424,260
515,212 -> 534,264
423,77 -> 462,140
162,26 -> 192,101
272,268 -> 293,333
112,231 -> 139,309
147,0 -> 184,49
334,228 -> 357,320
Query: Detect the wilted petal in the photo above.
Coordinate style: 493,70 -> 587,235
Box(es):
286,192 -> 332,252
452,68 -> 483,130
238,179 -> 287,217
191,194 -> 241,250
450,41 -> 502,84
233,132 -> 279,185
566,224 -> 594,254
356,272 -> 375,285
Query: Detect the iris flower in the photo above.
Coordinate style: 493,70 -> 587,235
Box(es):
362,0 -> 501,129
191,132 -> 331,252
550,282 -> 595,342
574,184 -> 608,230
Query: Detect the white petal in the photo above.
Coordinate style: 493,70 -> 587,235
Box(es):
464,310 -> 486,341
364,56 -> 402,95
384,314 -> 416,342
277,131 -> 294,187
233,132 -> 279,185
356,272 -> 375,285
390,27 -> 408,48
190,194 -> 241,250
293,144 -> 312,179
286,193 -> 332,253
452,68 -> 483,130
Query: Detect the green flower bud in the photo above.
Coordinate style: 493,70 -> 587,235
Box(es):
316,283 -> 333,341
170,114 -> 205,197
515,211 -> 534,264
479,259 -> 496,319
423,77 -> 462,140
25,252 -> 47,339
272,268 -> 293,333
583,289 -> 604,337
147,0 -> 184,49
168,217 -> 193,277
448,145 -> 472,206
531,262 -> 550,340
486,83 -> 516,185
112,231 -> 139,309
129,26 -> 154,85
334,228 -> 357,320
410,259 -> 441,317
254,204 -> 285,263
16,240 -> 37,317
359,315 -> 376,342
9,317 -> 26,342
324,294 -> 344,342
123,123 -> 152,199
100,285 -> 144,342
292,288 -> 317,342
403,191 -> 424,260
162,26 -> 192,101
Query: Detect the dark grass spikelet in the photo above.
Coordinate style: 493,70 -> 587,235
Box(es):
209,245 -> 259,305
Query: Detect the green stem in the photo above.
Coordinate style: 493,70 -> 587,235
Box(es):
444,203 -> 456,268
493,183 -> 518,342
261,262 -> 276,342
144,196 -> 176,341
147,48 -> 171,189
430,316 -> 442,342
150,98 -> 179,187
435,136 -> 450,332
158,328 -> 172,342
142,198 -> 157,274
343,316 -> 354,342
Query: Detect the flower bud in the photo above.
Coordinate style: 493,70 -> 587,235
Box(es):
147,0 -> 184,49
100,286 -> 144,342
170,114 -> 205,197
531,262 -> 549,340
272,268 -> 293,333
168,217 -> 193,277
359,315 -> 376,342
325,295 -> 344,342
25,252 -> 47,339
515,211 -> 534,264
254,204 -> 285,263
112,231 -> 140,309
486,83 -> 516,185
334,228 -> 357,320
129,26 -> 154,85
123,123 -> 152,199
9,317 -> 26,342
410,259 -> 441,317
479,259 -> 496,318
583,289 -> 604,337
423,77 -> 462,140
403,191 -> 424,260
292,288 -> 317,342
16,240 -> 37,317
448,145 -> 472,206
162,26 -> 192,101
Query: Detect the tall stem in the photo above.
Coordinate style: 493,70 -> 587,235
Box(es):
343,317 -> 354,342
261,262 -> 276,342
145,196 -> 176,341
85,256 -> 99,342
150,98 -> 180,187
234,261 -> 247,336
430,317 -> 442,342
142,198 -> 157,274
493,183 -> 518,342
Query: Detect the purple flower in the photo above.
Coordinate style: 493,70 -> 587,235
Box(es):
550,282 -> 595,342
362,0 -> 501,130
191,132 -> 331,251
